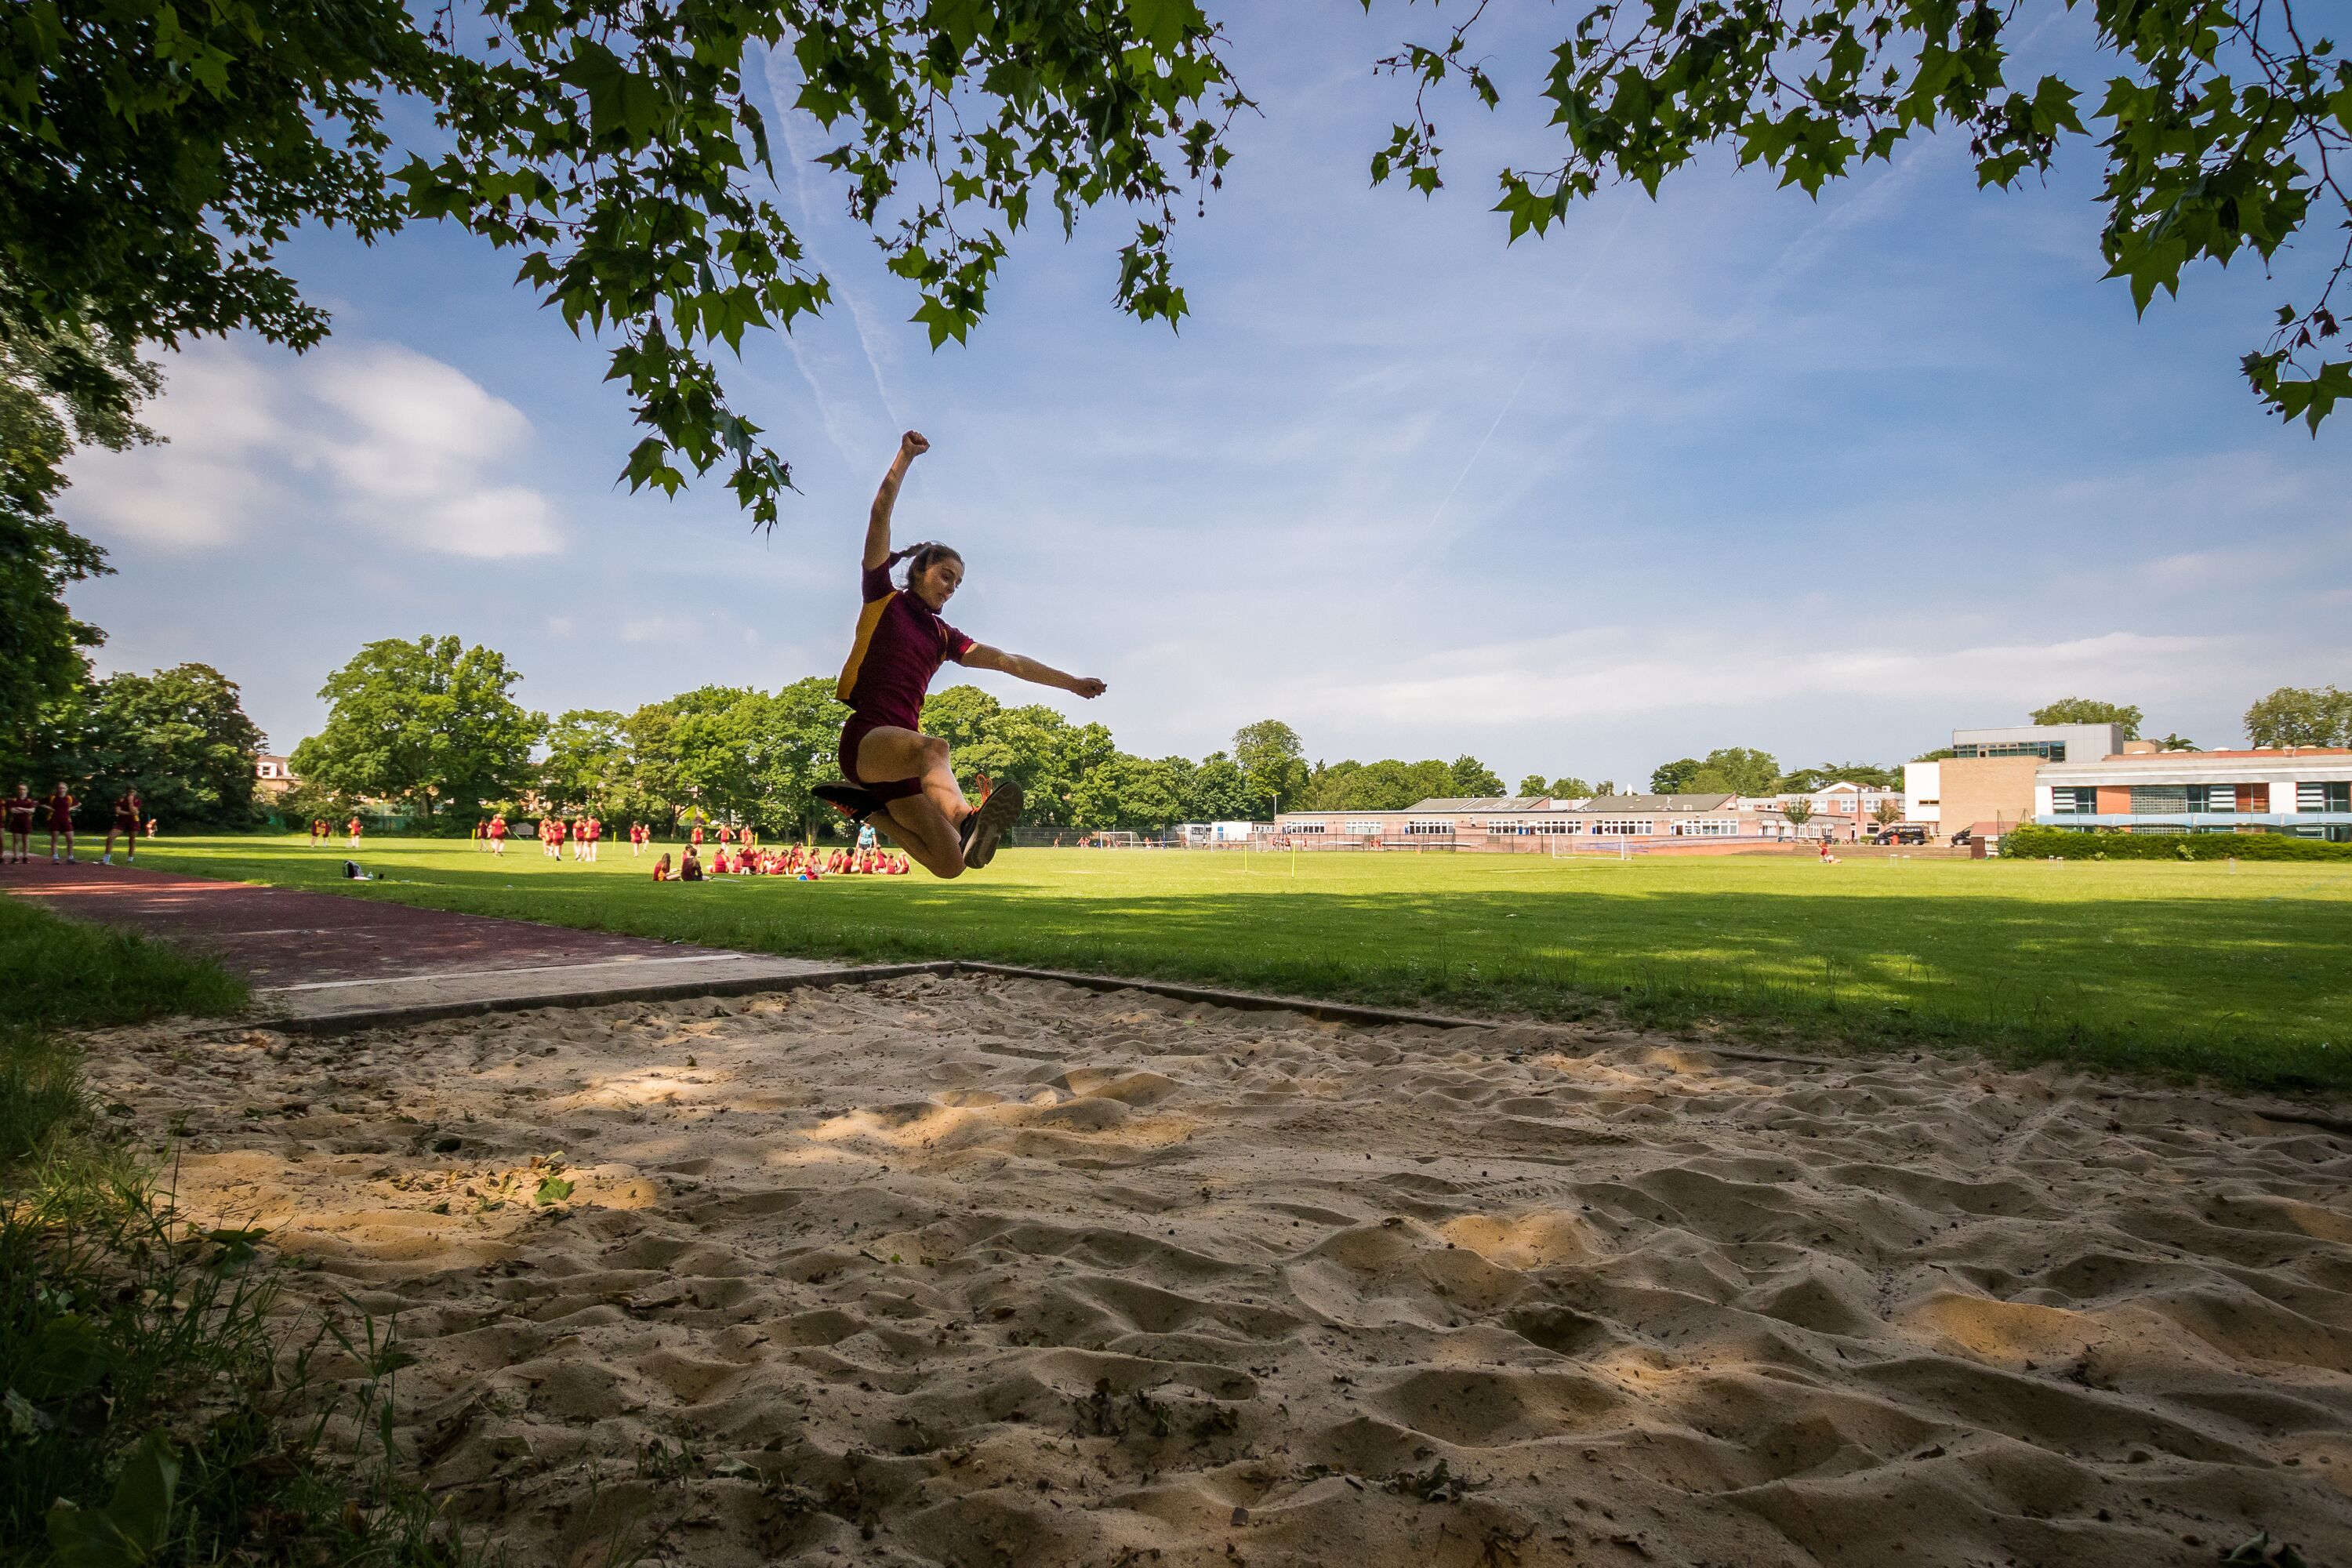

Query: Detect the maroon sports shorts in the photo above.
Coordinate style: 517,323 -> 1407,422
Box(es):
838,716 -> 926,804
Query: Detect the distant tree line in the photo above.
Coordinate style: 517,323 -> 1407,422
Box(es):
16,635 -> 2343,840
277,639 -> 1552,839
1,661 -> 266,829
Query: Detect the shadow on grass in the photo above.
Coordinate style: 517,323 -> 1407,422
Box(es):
180,858 -> 2352,1094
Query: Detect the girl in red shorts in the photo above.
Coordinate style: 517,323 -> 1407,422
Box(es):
103,787 -> 141,865
4,781 -> 35,863
49,782 -> 78,862
824,430 -> 1105,877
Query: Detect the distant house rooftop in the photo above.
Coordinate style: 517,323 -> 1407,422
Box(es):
1572,793 -> 1737,814
1406,797 -> 1555,813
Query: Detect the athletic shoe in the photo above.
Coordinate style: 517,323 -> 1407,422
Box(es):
958,781 -> 1024,870
813,782 -> 885,822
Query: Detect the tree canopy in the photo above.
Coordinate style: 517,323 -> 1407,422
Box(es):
2,0 -> 1243,530
291,637 -> 543,820
18,662 -> 263,826
1368,0 -> 2352,429
0,277 -> 154,764
1232,720 -> 1309,815
2030,698 -> 2144,738
1652,746 -> 1780,797
1779,760 -> 1901,792
2244,684 -> 2352,747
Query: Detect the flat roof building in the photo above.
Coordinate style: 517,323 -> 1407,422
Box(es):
1273,793 -> 1795,851
1906,722 -> 2130,840
1950,723 -> 2124,763
2035,747 -> 2352,840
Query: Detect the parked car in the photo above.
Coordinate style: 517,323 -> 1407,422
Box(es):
1873,826 -> 1932,845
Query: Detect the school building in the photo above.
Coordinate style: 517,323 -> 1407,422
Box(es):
1904,723 -> 2131,837
1756,781 -> 1904,840
1272,793 -> 1796,851
2034,748 -> 2352,840
1904,722 -> 2352,842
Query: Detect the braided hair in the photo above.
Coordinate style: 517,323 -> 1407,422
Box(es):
887,539 -> 963,588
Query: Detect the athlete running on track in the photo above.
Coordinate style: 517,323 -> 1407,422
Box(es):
822,431 -> 1105,877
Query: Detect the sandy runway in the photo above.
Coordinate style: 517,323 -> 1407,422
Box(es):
85,975 -> 2352,1566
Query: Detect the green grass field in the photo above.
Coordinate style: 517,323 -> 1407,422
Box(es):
117,835 -> 2352,1091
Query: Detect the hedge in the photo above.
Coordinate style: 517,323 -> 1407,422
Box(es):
2002,823 -> 2352,861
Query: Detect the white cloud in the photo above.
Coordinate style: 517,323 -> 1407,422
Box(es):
1258,628 -> 2285,733
62,339 -> 561,557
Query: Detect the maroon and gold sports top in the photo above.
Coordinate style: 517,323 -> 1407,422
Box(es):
836,562 -> 974,730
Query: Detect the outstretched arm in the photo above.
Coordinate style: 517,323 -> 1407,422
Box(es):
862,430 -> 930,570
964,644 -> 1107,700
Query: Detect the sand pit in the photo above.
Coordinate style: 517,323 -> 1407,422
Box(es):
85,975 -> 2352,1566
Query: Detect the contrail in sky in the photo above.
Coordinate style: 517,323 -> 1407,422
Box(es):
1424,206 -> 1632,535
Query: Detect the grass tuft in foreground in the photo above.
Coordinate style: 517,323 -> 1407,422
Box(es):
0,913 -> 472,1566
0,896 -> 248,1030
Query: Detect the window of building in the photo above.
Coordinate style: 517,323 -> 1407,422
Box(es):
1953,741 -> 2067,760
2194,786 -> 2237,813
1530,818 -> 1574,836
1404,820 -> 1452,836
2049,787 -> 2099,815
1345,820 -> 1383,837
2129,786 -> 2190,815
1672,819 -> 1738,837
2297,782 -> 2352,813
1591,818 -> 1652,836
1287,822 -> 1326,833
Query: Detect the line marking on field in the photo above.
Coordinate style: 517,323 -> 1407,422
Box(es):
254,953 -> 746,993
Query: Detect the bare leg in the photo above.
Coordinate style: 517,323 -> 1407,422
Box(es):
853,726 -> 975,878
855,728 -> 974,828
873,794 -> 966,878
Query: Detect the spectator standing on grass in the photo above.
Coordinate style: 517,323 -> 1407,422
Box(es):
49,781 -> 78,862
4,781 -> 36,863
488,813 -> 507,856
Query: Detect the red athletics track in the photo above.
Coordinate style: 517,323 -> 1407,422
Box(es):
1,858 -> 729,989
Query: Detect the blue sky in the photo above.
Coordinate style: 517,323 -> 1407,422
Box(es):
60,5 -> 2352,785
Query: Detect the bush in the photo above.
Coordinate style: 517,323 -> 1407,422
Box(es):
2003,823 -> 2352,861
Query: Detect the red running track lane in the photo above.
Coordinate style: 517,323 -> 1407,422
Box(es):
1,858 -> 721,988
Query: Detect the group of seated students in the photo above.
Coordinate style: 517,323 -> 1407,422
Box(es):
651,842 -> 910,882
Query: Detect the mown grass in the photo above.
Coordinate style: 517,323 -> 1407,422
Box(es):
0,901 -> 473,1566
131,837 -> 2352,1091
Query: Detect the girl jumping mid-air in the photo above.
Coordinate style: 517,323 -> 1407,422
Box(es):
820,430 -> 1105,877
